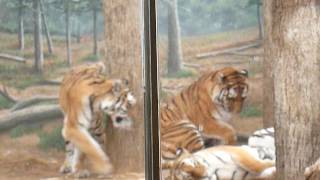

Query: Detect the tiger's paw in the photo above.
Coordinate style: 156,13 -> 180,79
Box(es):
59,164 -> 72,174
73,169 -> 91,179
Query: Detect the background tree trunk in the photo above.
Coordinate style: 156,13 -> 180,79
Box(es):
40,0 -> 53,54
257,3 -> 264,40
102,0 -> 144,172
76,12 -> 81,44
65,0 -> 72,66
18,0 -> 24,51
262,0 -> 274,128
33,0 -> 43,73
93,7 -> 98,56
167,0 -> 183,75
269,1 -> 320,179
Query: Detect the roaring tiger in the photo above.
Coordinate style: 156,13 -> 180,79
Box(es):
161,67 -> 249,146
164,146 -> 276,180
59,62 -> 136,177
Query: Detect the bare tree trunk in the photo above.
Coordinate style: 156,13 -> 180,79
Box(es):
40,0 -> 53,54
33,0 -> 43,73
93,7 -> 98,56
102,0 -> 143,172
65,0 -> 72,66
167,0 -> 182,75
269,1 -> 320,179
257,3 -> 264,40
18,0 -> 24,51
262,0 -> 274,128
76,12 -> 81,44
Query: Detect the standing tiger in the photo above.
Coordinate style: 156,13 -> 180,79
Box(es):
59,62 -> 136,178
161,67 -> 249,147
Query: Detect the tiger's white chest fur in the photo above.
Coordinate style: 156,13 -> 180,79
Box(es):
212,106 -> 232,122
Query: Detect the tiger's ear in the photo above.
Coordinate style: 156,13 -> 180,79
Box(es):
239,69 -> 248,77
216,72 -> 225,83
112,80 -> 122,94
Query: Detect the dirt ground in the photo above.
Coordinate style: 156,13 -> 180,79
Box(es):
0,28 -> 263,179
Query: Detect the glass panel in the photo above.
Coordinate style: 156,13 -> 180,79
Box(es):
0,0 -> 146,179
158,0 -> 262,179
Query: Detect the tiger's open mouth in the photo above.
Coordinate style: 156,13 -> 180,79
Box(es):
110,114 -> 132,130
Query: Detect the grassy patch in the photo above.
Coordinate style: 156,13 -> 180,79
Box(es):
0,95 -> 14,109
10,124 -> 42,138
38,126 -> 65,151
81,54 -> 100,62
167,69 -> 194,78
240,106 -> 262,117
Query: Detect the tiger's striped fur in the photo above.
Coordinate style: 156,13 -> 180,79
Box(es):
161,120 -> 205,169
164,146 -> 276,180
161,67 -> 249,146
59,62 -> 136,177
248,127 -> 275,161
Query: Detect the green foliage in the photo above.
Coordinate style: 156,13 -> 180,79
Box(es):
38,126 -> 65,151
10,124 -> 42,138
158,0 -> 258,36
0,95 -> 14,109
240,106 -> 262,117
167,69 -> 195,78
81,54 -> 100,62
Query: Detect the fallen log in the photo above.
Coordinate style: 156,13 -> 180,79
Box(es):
11,95 -> 58,112
0,86 -> 17,103
0,104 -> 63,131
36,79 -> 62,86
196,41 -> 262,59
0,53 -> 26,63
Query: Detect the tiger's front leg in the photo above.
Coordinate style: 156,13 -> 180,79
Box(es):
60,141 -> 87,176
202,119 -> 236,145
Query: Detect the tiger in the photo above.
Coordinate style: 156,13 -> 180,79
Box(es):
58,62 -> 136,177
161,120 -> 205,169
160,67 -> 249,146
163,146 -> 276,180
248,127 -> 275,161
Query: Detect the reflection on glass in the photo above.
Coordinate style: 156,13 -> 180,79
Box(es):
0,0 -> 145,179
158,0 -> 273,179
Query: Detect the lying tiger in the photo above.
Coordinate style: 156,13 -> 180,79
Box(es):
59,62 -> 136,177
164,146 -> 276,180
161,67 -> 249,146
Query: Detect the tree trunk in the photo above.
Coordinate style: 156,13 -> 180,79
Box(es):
269,1 -> 320,179
102,0 -> 143,172
257,3 -> 264,40
18,0 -> 24,51
65,0 -> 72,66
167,0 -> 183,75
40,0 -> 53,54
33,0 -> 43,73
76,12 -> 81,44
93,8 -> 98,56
262,0 -> 274,128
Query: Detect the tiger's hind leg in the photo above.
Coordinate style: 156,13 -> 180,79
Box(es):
60,141 -> 87,175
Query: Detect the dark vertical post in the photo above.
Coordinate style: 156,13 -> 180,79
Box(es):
144,0 -> 160,179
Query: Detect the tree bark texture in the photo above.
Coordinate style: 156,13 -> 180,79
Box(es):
167,0 -> 183,75
102,0 -> 144,172
33,0 -> 43,73
269,1 -> 320,179
262,0 -> 274,128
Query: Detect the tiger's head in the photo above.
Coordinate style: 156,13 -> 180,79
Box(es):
164,148 -> 207,180
209,67 -> 249,114
89,78 -> 136,129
